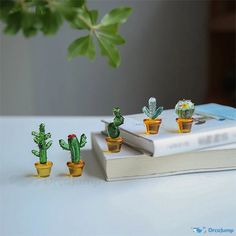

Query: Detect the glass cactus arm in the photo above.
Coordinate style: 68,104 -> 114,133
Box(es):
152,106 -> 164,119
45,133 -> 52,140
143,106 -> 151,118
107,123 -> 119,138
32,150 -> 40,157
32,131 -> 39,137
59,139 -> 70,150
112,107 -> 121,116
46,140 -> 53,149
79,134 -> 87,148
33,137 -> 39,144
113,116 -> 124,126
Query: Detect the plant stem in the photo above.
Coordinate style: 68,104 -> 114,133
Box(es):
78,15 -> 92,29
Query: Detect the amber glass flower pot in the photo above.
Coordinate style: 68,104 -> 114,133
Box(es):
67,160 -> 85,177
176,118 -> 193,133
143,118 -> 162,134
106,137 -> 123,153
35,161 -> 53,177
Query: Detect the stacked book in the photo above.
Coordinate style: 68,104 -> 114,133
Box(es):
92,103 -> 236,181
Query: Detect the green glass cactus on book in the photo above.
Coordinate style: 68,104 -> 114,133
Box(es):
59,134 -> 87,177
175,99 -> 195,133
142,97 -> 163,134
32,123 -> 53,177
106,107 -> 124,152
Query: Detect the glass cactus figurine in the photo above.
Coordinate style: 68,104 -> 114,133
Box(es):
32,123 -> 53,177
142,97 -> 164,134
175,99 -> 195,133
106,107 -> 124,153
59,134 -> 87,177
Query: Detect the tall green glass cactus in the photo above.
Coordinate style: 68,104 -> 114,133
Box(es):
59,134 -> 87,163
107,107 -> 124,138
143,97 -> 163,119
32,123 -> 52,164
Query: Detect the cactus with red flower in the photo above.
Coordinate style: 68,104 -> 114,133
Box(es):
59,134 -> 87,163
31,123 -> 52,164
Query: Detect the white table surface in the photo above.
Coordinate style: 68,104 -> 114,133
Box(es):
1,116 -> 236,236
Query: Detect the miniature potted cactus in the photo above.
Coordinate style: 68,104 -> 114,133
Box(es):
32,123 -> 53,177
59,134 -> 87,177
175,99 -> 195,133
142,97 -> 164,134
106,107 -> 124,152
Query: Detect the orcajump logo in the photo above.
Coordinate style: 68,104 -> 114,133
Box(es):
192,227 -> 207,234
192,227 -> 234,234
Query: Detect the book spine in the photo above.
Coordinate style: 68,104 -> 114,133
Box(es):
153,126 -> 236,157
91,133 -> 108,177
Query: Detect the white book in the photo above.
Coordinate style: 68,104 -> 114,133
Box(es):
102,104 -> 236,157
92,133 -> 236,181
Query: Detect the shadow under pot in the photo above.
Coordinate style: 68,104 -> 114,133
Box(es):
67,160 -> 85,177
176,118 -> 193,133
143,118 -> 162,134
106,137 -> 123,153
35,161 -> 53,177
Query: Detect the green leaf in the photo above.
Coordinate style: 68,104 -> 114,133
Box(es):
88,10 -> 98,25
100,7 -> 132,26
96,33 -> 120,68
52,1 -> 75,22
35,5 -> 47,16
0,0 -> 15,21
4,11 -> 22,35
21,12 -> 38,37
97,31 -> 125,45
39,8 -> 63,35
54,1 -> 88,28
97,24 -> 119,34
67,35 -> 95,60
66,0 -> 85,8
71,8 -> 92,30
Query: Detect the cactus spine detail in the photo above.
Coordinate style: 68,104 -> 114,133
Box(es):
59,134 -> 87,163
107,107 -> 124,139
32,123 -> 52,164
143,97 -> 163,119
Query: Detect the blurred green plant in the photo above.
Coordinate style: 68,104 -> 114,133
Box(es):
0,0 -> 132,68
